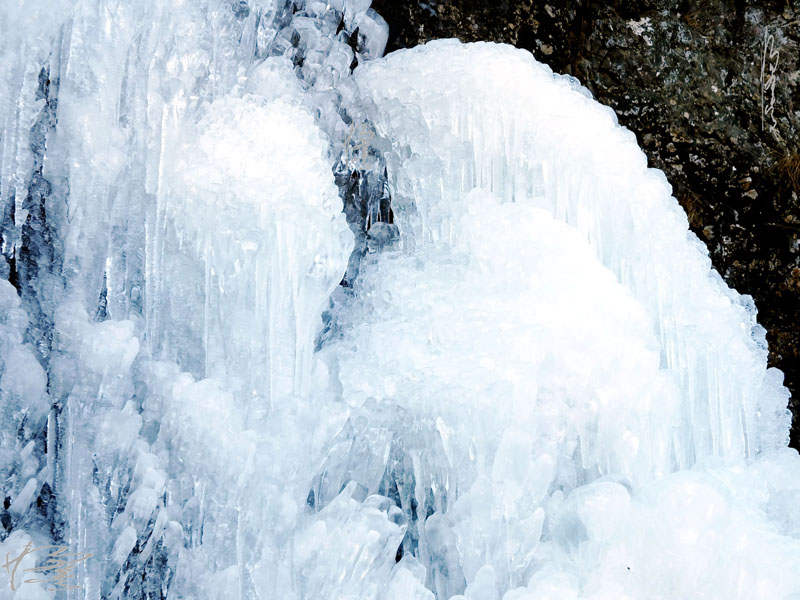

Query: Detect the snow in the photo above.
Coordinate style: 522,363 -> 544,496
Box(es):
0,3 -> 798,600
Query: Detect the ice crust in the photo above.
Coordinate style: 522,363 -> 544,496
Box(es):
0,2 -> 799,599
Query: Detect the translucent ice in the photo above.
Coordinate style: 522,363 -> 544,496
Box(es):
161,94 -> 353,405
354,9 -> 390,60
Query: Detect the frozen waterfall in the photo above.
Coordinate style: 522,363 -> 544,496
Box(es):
1,2 -> 799,599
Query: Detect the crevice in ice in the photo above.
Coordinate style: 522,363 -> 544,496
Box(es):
4,64 -> 62,365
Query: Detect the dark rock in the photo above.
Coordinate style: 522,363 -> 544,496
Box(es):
372,0 -> 800,448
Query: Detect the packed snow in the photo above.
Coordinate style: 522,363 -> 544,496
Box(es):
0,1 -> 798,599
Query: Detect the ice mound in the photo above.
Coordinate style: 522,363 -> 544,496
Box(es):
310,40 -> 799,598
332,191 -> 678,487
354,40 -> 790,463
323,186 -> 800,597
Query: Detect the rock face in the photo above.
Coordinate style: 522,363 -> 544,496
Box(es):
373,0 -> 800,447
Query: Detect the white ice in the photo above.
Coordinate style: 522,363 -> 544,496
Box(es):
0,3 -> 798,600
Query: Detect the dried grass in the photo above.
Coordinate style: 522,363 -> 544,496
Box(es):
775,153 -> 800,193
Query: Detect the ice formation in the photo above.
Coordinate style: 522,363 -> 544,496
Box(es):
1,2 -> 799,599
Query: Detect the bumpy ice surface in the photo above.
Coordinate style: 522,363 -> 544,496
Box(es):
0,2 -> 799,599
